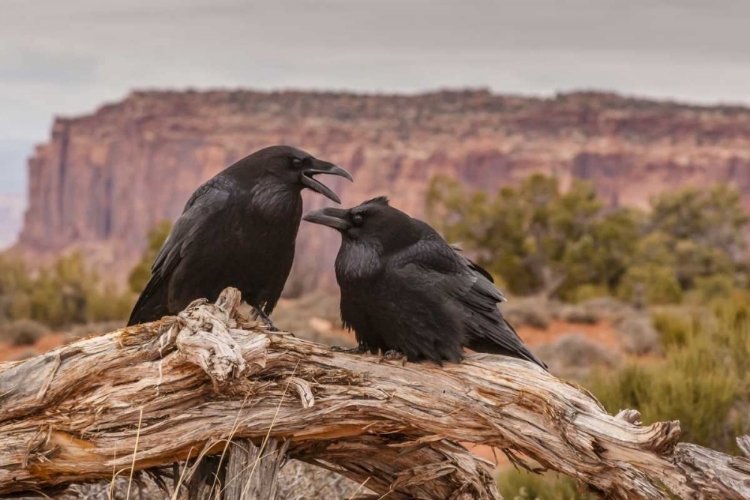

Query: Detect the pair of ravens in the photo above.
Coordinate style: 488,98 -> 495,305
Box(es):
128,145 -> 546,370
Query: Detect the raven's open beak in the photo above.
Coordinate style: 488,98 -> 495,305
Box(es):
300,159 -> 353,204
303,207 -> 351,231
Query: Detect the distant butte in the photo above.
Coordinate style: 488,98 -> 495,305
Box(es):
17,89 -> 750,291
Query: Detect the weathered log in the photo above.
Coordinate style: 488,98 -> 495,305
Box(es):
0,288 -> 748,499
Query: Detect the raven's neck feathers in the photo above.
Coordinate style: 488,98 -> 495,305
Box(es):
336,239 -> 383,282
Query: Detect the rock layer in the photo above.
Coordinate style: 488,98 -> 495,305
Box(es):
18,89 -> 750,291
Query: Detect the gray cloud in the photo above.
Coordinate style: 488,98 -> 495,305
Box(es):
0,140 -> 33,194
1,0 -> 750,191
0,49 -> 98,84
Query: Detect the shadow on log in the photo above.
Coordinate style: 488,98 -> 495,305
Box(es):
1,288 -> 749,499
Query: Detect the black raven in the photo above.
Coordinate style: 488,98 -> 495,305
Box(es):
303,196 -> 546,369
128,145 -> 352,327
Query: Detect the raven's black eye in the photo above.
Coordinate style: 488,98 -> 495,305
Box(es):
352,214 -> 364,226
291,158 -> 303,169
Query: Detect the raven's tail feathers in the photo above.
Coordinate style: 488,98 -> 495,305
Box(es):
467,336 -> 548,370
127,277 -> 170,326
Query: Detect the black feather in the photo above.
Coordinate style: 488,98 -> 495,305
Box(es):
362,195 -> 390,206
128,145 -> 349,326
307,197 -> 546,369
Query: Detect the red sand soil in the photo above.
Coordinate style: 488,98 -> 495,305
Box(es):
0,333 -> 68,362
517,320 -> 622,350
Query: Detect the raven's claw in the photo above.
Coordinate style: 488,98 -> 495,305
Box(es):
252,306 -> 279,332
382,350 -> 405,361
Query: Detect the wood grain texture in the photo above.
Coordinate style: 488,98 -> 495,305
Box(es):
224,439 -> 288,500
0,288 -> 748,499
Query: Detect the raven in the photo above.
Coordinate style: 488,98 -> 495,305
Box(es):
128,145 -> 352,327
303,196 -> 546,369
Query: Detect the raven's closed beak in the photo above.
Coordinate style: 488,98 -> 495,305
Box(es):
301,159 -> 353,204
303,207 -> 351,231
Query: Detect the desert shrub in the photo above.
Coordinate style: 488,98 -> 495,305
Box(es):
24,254 -> 133,327
589,305 -> 750,452
651,309 -> 696,350
577,297 -> 632,321
129,220 -> 173,294
427,174 -> 639,299
614,313 -> 660,356
555,305 -> 599,325
497,469 -> 595,500
427,177 -> 747,304
0,291 -> 31,323
649,185 -> 747,254
617,264 -> 683,306
87,283 -> 134,323
27,269 -> 67,326
567,284 -> 610,303
0,319 -> 49,346
502,297 -> 552,329
619,186 -> 747,304
708,294 -> 750,378
711,288 -> 750,325
683,274 -> 735,305
535,334 -> 620,380
590,356 -> 740,451
0,252 -> 134,328
0,255 -> 32,323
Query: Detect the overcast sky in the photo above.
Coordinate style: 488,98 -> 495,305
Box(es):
1,0 -> 750,194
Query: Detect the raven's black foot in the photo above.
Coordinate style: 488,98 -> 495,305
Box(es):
382,350 -> 405,361
330,345 -> 366,354
252,307 -> 279,332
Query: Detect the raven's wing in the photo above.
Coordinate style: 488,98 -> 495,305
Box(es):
127,177 -> 231,326
391,234 -> 546,369
449,244 -> 498,286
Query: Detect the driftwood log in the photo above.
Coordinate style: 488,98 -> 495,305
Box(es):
1,288 -> 749,499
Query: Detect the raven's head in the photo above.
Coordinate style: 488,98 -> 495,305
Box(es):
237,145 -> 352,203
303,196 -> 420,254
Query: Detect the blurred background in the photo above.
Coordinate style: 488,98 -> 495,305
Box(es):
2,1 -> 750,497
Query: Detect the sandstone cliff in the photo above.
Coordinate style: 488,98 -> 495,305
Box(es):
18,89 -> 750,291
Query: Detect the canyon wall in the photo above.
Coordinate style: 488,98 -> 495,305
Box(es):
18,89 -> 750,291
